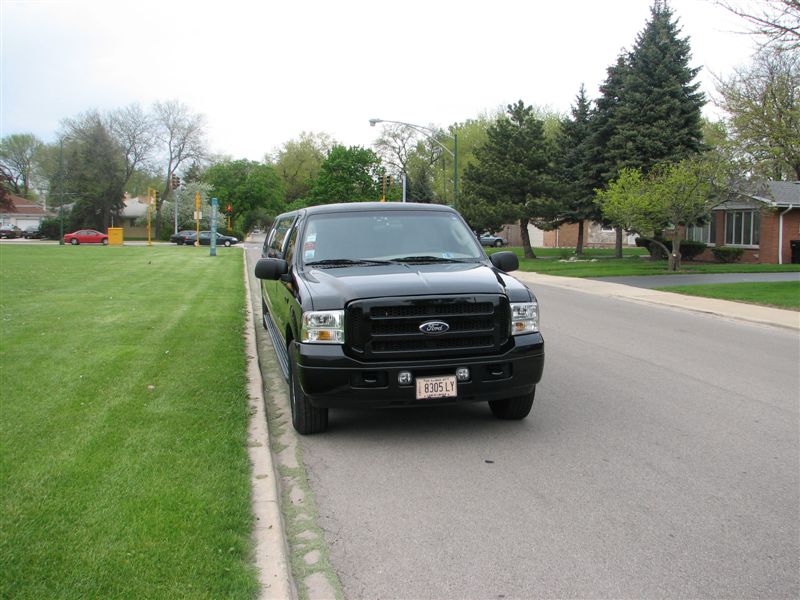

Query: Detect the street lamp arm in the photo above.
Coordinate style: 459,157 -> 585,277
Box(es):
369,118 -> 454,157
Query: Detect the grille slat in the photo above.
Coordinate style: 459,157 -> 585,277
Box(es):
346,295 -> 509,360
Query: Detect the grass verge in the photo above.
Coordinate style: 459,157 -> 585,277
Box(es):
0,245 -> 259,599
489,247 -> 800,277
655,281 -> 800,310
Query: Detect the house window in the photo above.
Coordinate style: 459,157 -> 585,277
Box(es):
687,220 -> 716,245
724,210 -> 760,247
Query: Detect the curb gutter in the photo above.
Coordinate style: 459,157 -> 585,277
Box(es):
243,253 -> 296,600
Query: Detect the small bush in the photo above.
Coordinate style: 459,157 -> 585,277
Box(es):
38,217 -> 62,240
712,246 -> 744,263
679,240 -> 707,261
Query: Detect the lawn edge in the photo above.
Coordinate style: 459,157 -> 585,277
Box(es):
243,250 -> 296,600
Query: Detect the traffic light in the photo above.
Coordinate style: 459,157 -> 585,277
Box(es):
171,174 -> 180,190
226,204 -> 233,214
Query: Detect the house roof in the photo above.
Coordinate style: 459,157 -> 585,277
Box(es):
741,181 -> 800,207
0,193 -> 50,216
120,196 -> 150,218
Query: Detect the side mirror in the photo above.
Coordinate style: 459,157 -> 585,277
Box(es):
254,258 -> 288,280
489,251 -> 519,273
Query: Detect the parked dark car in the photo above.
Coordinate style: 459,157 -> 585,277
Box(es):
64,229 -> 108,245
170,230 -> 195,244
0,224 -> 23,238
479,232 -> 508,247
255,202 -> 544,434
182,231 -> 239,247
23,226 -> 43,239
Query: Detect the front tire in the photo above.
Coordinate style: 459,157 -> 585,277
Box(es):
288,342 -> 328,434
224,240 -> 231,247
70,238 -> 79,245
102,238 -> 108,245
494,239 -> 503,247
489,387 -> 535,420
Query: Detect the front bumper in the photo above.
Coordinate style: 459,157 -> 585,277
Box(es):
294,333 -> 544,408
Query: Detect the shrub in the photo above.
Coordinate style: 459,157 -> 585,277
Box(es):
712,246 -> 744,263
38,217 -> 62,240
679,240 -> 706,261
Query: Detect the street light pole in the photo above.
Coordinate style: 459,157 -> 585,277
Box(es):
369,118 -> 458,209
58,138 -> 66,245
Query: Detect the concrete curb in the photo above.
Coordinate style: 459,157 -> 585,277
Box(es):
515,271 -> 800,331
242,253 -> 295,600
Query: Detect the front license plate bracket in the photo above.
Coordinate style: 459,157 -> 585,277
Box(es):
416,375 -> 457,400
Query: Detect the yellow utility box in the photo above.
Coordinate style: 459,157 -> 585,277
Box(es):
108,227 -> 124,246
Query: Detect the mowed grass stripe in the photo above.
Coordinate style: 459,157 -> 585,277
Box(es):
1,245 -> 259,599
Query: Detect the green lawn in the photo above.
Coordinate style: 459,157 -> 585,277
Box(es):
490,247 -> 800,278
655,281 -> 800,310
0,245 -> 259,599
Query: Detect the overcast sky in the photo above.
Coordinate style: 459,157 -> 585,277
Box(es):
1,0 -> 759,162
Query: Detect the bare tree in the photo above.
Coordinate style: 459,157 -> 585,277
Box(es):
715,47 -> 800,179
108,103 -> 157,182
717,0 -> 800,49
152,100 -> 207,236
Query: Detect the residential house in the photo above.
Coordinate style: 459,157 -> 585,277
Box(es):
0,194 -> 51,229
686,181 -> 800,265
114,194 -> 150,238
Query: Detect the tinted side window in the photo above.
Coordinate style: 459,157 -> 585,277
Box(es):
267,216 -> 295,258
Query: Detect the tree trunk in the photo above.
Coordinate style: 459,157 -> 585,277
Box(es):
669,230 -> 682,271
614,227 -> 623,258
576,220 -> 585,256
519,217 -> 536,259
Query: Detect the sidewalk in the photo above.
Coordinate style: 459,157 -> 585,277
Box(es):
514,271 -> 800,331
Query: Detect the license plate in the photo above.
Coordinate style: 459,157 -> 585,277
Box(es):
416,375 -> 457,400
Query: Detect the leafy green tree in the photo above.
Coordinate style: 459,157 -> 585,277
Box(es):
202,159 -> 285,228
61,116 -> 127,231
715,47 -> 800,179
0,133 -> 43,198
556,85 -> 600,255
271,132 -> 335,203
306,145 -> 382,204
598,158 -> 719,271
463,101 -> 555,258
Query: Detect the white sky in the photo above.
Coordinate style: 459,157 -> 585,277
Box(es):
1,0 -> 759,162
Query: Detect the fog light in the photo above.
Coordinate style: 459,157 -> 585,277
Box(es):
456,367 -> 470,382
398,371 -> 413,385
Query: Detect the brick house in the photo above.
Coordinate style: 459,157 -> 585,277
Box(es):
685,181 -> 800,265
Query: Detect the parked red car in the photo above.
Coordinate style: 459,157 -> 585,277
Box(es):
64,229 -> 109,245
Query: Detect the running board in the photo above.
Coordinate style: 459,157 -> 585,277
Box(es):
263,310 -> 290,381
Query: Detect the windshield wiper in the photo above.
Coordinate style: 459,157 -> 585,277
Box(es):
305,258 -> 393,267
391,255 -> 471,263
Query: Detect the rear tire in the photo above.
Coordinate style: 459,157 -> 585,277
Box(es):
288,342 -> 328,434
489,387 -> 535,420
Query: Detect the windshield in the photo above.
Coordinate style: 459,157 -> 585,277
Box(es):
301,210 -> 484,266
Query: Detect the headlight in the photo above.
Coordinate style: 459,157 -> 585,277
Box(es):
510,301 -> 539,335
301,310 -> 345,344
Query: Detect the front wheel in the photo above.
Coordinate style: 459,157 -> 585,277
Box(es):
494,239 -> 503,247
70,238 -> 79,245
489,387 -> 535,420
224,240 -> 231,247
288,343 -> 328,434
102,238 -> 108,245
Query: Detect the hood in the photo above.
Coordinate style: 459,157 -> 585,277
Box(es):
299,262 -> 533,310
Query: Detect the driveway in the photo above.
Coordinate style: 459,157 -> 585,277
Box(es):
590,272 -> 800,288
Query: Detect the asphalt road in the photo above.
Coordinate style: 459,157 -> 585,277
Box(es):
246,244 -> 799,599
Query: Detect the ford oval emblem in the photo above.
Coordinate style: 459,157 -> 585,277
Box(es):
419,321 -> 450,335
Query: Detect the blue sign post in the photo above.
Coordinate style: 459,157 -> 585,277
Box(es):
210,197 -> 219,257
